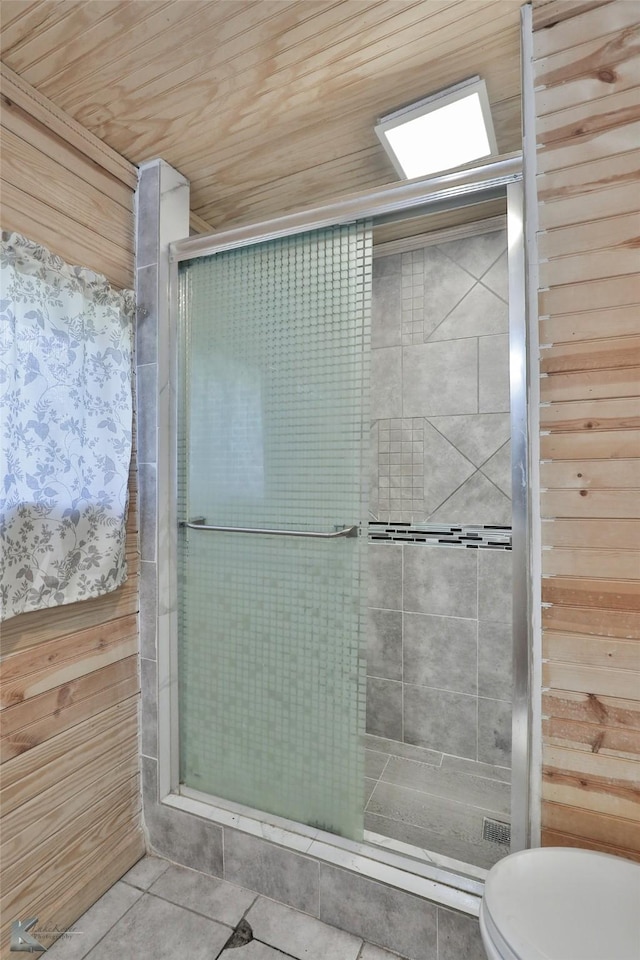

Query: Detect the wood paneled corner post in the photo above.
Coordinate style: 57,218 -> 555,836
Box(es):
531,0 -> 640,861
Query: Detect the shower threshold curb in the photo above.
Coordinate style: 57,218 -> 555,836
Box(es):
164,787 -> 485,917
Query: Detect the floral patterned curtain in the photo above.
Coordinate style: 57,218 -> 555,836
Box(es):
0,232 -> 135,621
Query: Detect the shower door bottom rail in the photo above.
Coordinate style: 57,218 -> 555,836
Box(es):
179,520 -> 359,538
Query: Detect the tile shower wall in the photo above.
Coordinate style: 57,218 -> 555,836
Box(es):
367,231 -> 513,776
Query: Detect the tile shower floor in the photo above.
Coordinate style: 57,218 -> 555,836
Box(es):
43,856 -> 423,960
364,736 -> 511,871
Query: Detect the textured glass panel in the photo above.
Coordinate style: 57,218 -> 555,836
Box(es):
178,224 -> 371,839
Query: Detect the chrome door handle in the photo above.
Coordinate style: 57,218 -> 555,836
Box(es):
179,521 -> 358,539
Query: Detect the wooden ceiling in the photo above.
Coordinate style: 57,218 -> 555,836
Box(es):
0,1 -> 523,231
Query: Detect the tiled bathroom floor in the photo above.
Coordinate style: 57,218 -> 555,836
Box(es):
42,855 -> 418,960
364,736 -> 511,870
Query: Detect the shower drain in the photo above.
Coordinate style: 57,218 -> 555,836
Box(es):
483,817 -> 511,845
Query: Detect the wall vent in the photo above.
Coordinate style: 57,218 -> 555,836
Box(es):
483,817 -> 511,845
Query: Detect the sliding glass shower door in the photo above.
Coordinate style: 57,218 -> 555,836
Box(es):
177,224 -> 371,839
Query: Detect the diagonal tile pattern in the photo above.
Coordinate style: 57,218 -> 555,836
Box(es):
437,230 -> 508,280
428,282 -> 508,342
481,250 -> 509,301
401,246 -> 475,344
373,414 -> 511,525
421,420 -> 476,518
428,414 -> 510,467
480,441 -> 512,498
370,229 -> 511,527
428,470 -> 511,525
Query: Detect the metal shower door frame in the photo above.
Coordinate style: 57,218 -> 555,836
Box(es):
162,152 -> 533,870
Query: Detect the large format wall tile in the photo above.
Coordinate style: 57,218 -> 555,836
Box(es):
403,612 -> 478,696
366,677 -> 403,740
479,334 -> 510,413
367,544 -> 402,610
140,560 -> 157,660
479,550 -> 513,623
319,864 -> 438,960
367,608 -> 403,680
478,621 -> 513,701
139,462 -> 157,563
140,657 -> 158,759
371,347 -> 402,418
136,363 -> 157,463
478,697 -> 512,766
403,685 -> 477,758
136,263 -> 158,366
374,252 -> 402,279
369,421 -> 379,519
372,264 -> 402,348
223,830 -> 319,916
404,545 -> 477,619
136,162 -> 160,269
438,907 -> 487,960
403,339 -> 478,417
143,756 -> 225,878
146,803 -> 224,878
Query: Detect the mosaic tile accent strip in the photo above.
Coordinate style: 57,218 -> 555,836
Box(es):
368,522 -> 512,550
377,417 -> 425,522
401,250 -> 426,345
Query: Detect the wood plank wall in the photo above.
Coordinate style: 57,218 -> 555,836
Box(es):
0,68 -> 145,957
532,0 -> 640,861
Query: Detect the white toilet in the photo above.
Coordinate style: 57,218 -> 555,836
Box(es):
480,847 -> 640,960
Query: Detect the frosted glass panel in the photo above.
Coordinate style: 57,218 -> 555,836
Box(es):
178,224 -> 371,839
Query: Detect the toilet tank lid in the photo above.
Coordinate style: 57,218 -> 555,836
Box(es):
482,847 -> 640,960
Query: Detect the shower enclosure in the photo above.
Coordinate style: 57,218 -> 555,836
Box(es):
161,157 -> 530,894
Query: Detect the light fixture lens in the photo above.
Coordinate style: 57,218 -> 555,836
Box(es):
375,80 -> 498,180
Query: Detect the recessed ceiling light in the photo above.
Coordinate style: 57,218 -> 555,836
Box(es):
375,77 -> 498,180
